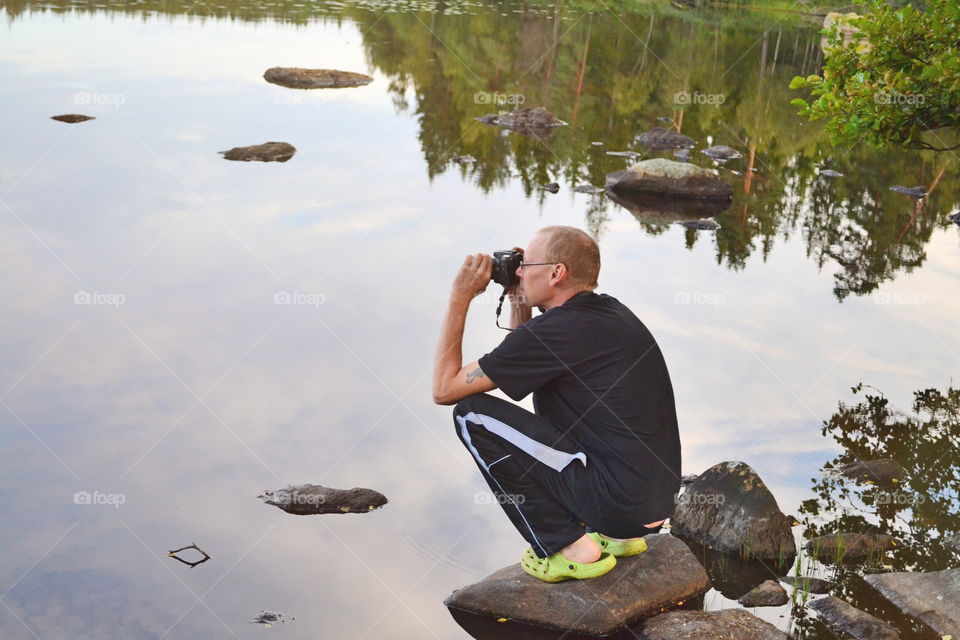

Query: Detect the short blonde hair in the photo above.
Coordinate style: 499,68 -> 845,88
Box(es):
538,226 -> 600,289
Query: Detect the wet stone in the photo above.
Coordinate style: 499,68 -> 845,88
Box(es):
606,158 -> 732,200
779,575 -> 834,594
249,610 -> 287,626
452,155 -> 475,164
219,142 -> 296,162
573,184 -> 603,194
889,185 -> 927,198
258,484 -> 387,515
810,595 -> 900,640
639,608 -> 789,639
263,67 -> 373,89
865,568 -> 960,636
635,126 -> 695,150
819,168 -> 844,177
673,148 -> 692,162
701,145 -> 742,161
444,534 -> 711,637
833,458 -> 905,485
542,182 -> 560,194
51,114 -> 95,123
805,533 -> 899,563
738,580 -> 789,607
475,106 -> 566,137
671,461 -> 796,561
606,150 -> 640,159
679,218 -> 721,231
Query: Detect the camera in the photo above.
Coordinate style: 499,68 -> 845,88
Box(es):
491,250 -> 523,287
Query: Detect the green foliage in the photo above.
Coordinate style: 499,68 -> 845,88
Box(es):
791,0 -> 960,150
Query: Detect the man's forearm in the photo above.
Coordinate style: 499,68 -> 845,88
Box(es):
433,295 -> 471,400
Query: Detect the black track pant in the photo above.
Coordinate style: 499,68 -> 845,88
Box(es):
453,393 -> 661,559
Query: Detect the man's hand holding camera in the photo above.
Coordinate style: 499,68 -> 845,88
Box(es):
451,252 -> 493,304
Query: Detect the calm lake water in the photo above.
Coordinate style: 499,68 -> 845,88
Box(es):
1,1 -> 958,638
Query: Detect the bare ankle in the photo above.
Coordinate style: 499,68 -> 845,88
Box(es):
560,534 -> 601,563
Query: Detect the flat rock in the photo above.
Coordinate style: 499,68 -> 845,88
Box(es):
819,168 -> 844,177
51,114 -> 95,123
701,145 -> 742,161
673,148 -> 692,162
679,218 -> 721,231
263,67 -> 372,89
249,610 -> 287,626
805,533 -> 899,563
738,580 -> 789,607
833,458 -> 905,485
639,608 -> 789,639
444,534 -> 711,636
219,141 -> 296,162
258,484 -> 387,515
606,158 -> 732,200
779,575 -> 834,594
810,595 -> 900,640
635,126 -> 695,150
865,568 -> 960,636
606,150 -> 640,159
573,184 -> 603,194
671,461 -> 796,561
889,185 -> 927,198
476,106 -> 566,138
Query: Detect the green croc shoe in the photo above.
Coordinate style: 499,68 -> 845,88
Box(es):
520,547 -> 616,583
586,532 -> 648,557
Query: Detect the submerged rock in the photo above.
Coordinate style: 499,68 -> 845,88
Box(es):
258,484 -> 387,515
51,114 -> 95,123
635,126 -> 695,150
833,458 -> 905,485
573,184 -> 603,194
819,168 -> 844,178
679,218 -> 721,231
542,182 -> 560,194
810,596 -> 900,640
606,158 -> 732,200
805,533 -> 899,563
701,145 -> 742,161
670,461 -> 796,561
444,534 -> 711,636
219,142 -> 296,162
779,575 -> 834,594
738,580 -> 789,607
606,150 -> 641,159
263,67 -> 372,89
249,610 -> 287,626
889,185 -> 927,198
640,608 -> 789,639
475,107 -> 566,138
452,155 -> 475,164
865,568 -> 960,636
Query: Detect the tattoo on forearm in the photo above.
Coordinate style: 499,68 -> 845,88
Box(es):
465,367 -> 485,384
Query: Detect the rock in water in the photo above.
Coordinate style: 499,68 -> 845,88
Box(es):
701,145 -> 742,161
606,158 -> 732,200
949,212 -> 960,226
671,461 -> 796,561
573,184 -> 603,194
51,114 -> 95,123
805,533 -> 899,563
475,107 -> 566,137
219,142 -> 296,162
673,148 -> 692,162
679,218 -> 721,231
889,185 -> 927,198
738,580 -> 789,607
635,127 -> 695,150
542,182 -> 560,194
452,155 -> 475,164
444,534 -> 711,636
779,575 -> 834,594
819,168 -> 844,178
810,596 -> 900,640
866,568 -> 960,636
833,458 -> 905,485
249,610 -> 286,626
258,484 -> 387,515
263,67 -> 373,89
606,150 -> 641,159
640,608 -> 789,639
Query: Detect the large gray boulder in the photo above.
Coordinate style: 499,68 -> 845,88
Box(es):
639,608 -> 789,639
864,568 -> 960,636
805,533 -> 899,563
809,595 -> 900,640
444,534 -> 710,636
606,158 -> 732,200
671,461 -> 796,561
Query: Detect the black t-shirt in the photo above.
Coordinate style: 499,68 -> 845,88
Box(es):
478,291 -> 681,520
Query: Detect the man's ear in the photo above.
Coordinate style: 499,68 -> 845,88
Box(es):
550,263 -> 568,285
